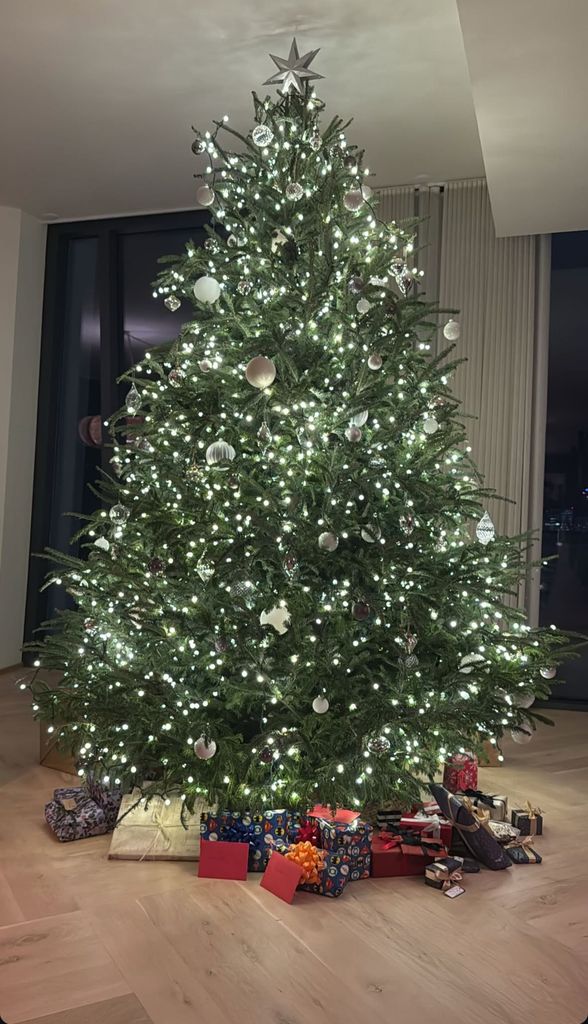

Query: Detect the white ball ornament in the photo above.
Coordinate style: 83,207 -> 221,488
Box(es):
343,189 -> 364,212
94,537 -> 110,552
312,696 -> 329,714
318,532 -> 339,552
252,124 -> 274,147
443,318 -> 461,341
194,736 -> 217,759
260,603 -> 290,635
205,440 -> 236,467
199,359 -> 212,372
245,355 -> 276,390
361,524 -> 381,543
193,276 -> 221,304
510,720 -> 534,744
423,417 -> 439,435
196,185 -> 215,207
540,666 -> 556,679
367,353 -> 383,370
356,298 -> 371,314
345,425 -> 362,442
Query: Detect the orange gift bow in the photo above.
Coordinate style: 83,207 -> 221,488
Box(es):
285,841 -> 325,885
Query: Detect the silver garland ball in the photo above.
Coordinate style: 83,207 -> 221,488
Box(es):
252,124 -> 274,147
285,182 -> 304,202
443,318 -> 461,341
540,666 -> 556,679
205,440 -> 236,467
193,275 -> 221,304
194,736 -> 217,759
312,695 -> 329,714
348,275 -> 364,294
168,368 -> 185,388
356,298 -> 371,314
196,184 -> 215,207
109,503 -> 130,524
343,189 -> 364,212
245,355 -> 276,390
367,735 -> 391,755
237,278 -> 253,295
510,720 -> 534,744
345,425 -> 362,442
318,531 -> 339,552
164,294 -> 181,312
367,353 -> 383,370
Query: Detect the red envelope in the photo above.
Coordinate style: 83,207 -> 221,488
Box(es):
260,852 -> 302,904
308,804 -> 360,824
198,839 -> 249,880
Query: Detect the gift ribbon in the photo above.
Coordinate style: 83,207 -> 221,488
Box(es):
138,804 -> 173,861
297,820 -> 320,845
460,797 -> 494,835
379,830 -> 445,854
461,789 -> 496,808
504,835 -> 539,863
525,800 -> 542,837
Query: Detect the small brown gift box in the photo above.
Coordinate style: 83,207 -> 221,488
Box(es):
108,792 -> 212,861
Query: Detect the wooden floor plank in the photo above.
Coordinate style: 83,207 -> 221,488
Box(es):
19,994 -> 153,1024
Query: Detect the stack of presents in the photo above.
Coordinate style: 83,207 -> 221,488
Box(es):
43,751 -> 544,903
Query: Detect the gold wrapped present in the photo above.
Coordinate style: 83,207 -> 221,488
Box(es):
108,791 -> 212,861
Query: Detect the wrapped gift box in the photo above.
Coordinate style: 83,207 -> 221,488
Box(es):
109,792 -> 207,860
315,817 -> 373,881
45,785 -> 121,842
200,809 -> 289,872
375,808 -> 403,832
511,806 -> 543,837
371,832 -> 446,877
505,841 -> 542,865
442,753 -> 478,793
460,789 -> 508,822
425,856 -> 464,890
299,850 -> 351,898
400,811 -> 453,848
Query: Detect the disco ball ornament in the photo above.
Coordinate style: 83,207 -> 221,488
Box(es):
193,275 -> 221,304
252,124 -> 274,146
205,440 -> 236,467
285,182 -> 304,201
199,359 -> 212,372
345,425 -> 362,442
125,383 -> 141,415
194,736 -> 217,759
312,696 -> 329,714
343,189 -> 364,212
476,511 -> 495,545
245,355 -> 276,389
168,368 -> 185,388
94,537 -> 110,552
237,278 -> 252,295
404,654 -> 419,670
352,601 -> 370,621
260,603 -> 290,635
318,531 -> 339,552
348,275 -> 364,294
204,237 -> 220,253
367,353 -> 382,370
540,666 -> 556,679
367,735 -> 391,755
196,557 -> 215,582
109,503 -> 129,525
148,557 -> 166,574
443,318 -> 461,341
510,720 -> 533,744
196,184 -> 215,207
351,410 -> 368,427
459,653 -> 486,674
423,417 -> 439,435
231,580 -> 257,607
191,136 -> 206,154
361,523 -> 381,543
164,294 -> 181,312
356,298 -> 371,314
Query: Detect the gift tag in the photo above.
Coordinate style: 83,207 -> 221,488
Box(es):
61,798 -> 77,811
444,884 -> 466,898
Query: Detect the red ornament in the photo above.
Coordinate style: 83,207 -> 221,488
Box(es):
148,557 -> 166,575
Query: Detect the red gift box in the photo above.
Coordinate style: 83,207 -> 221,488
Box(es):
370,833 -> 446,878
400,813 -> 453,849
442,753 -> 478,794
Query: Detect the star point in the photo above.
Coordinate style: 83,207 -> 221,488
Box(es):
264,37 -> 324,95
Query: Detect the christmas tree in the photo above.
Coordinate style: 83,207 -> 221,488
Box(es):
29,40 -> 571,813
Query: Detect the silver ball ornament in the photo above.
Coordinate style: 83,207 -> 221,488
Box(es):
540,666 -> 556,679
285,182 -> 304,201
109,503 -> 129,525
367,735 -> 391,755
318,532 -> 339,552
367,354 -> 382,370
196,185 -> 215,207
443,319 -> 461,341
245,355 -> 276,390
345,425 -> 362,442
356,298 -> 371,314
312,696 -> 329,714
194,736 -> 217,759
343,189 -> 364,212
513,691 -> 536,709
252,124 -> 274,147
205,440 -> 236,467
423,417 -> 439,435
510,720 -> 534,744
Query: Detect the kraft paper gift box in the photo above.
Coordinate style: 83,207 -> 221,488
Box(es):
109,792 -> 207,860
315,817 -> 373,881
200,809 -> 290,871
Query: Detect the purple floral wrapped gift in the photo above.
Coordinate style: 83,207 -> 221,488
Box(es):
45,785 -> 122,842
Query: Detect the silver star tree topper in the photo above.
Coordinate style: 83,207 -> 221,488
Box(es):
264,38 -> 324,94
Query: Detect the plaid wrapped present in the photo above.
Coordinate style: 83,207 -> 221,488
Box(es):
200,809 -> 289,872
315,817 -> 373,881
299,850 -> 351,898
45,785 -> 121,842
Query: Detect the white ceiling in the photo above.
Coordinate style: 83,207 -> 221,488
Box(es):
0,0 -> 586,236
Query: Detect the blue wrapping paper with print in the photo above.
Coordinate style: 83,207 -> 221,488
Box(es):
317,818 -> 373,881
200,809 -> 290,871
299,850 -> 351,898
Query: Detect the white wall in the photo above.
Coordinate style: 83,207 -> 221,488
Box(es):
0,207 -> 46,667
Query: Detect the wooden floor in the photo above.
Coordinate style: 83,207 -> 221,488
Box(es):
1,668 -> 587,1024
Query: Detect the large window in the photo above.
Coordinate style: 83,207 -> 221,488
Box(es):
540,232 -> 588,705
24,211 -> 208,650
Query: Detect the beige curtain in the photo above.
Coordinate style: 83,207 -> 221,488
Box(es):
376,179 -> 550,617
